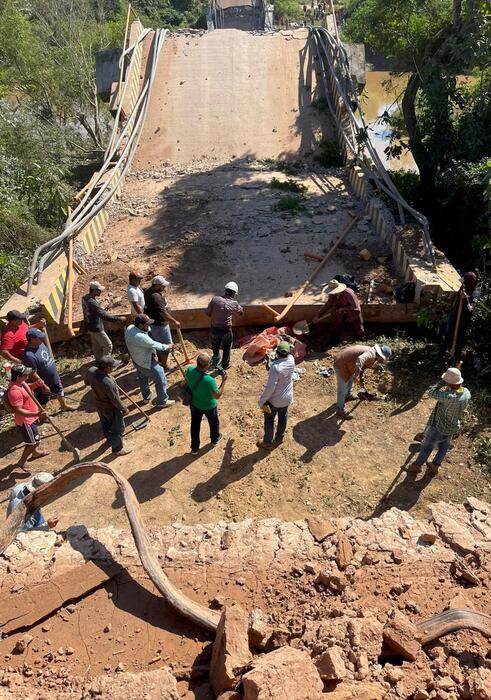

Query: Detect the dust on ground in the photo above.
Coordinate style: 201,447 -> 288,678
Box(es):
0,334 -> 489,534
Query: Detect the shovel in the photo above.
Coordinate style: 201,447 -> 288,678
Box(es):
116,383 -> 151,431
23,383 -> 81,463
293,311 -> 334,335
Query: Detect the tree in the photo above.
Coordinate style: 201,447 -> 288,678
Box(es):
344,0 -> 490,191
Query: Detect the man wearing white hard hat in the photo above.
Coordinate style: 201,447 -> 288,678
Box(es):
144,276 -> 180,370
312,279 -> 364,340
206,282 -> 243,370
7,472 -> 58,530
408,367 -> 471,476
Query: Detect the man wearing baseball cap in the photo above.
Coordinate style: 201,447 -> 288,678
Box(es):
6,365 -> 49,471
7,472 -> 58,530
312,279 -> 364,341
0,310 -> 47,363
333,343 -> 392,420
206,282 -> 243,370
408,367 -> 471,476
257,340 -> 295,449
143,276 -> 180,370
127,271 -> 145,318
81,281 -> 126,361
22,328 -> 78,412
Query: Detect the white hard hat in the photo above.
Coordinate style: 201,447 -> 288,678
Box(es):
225,281 -> 238,294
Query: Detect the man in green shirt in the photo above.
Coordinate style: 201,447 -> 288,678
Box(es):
185,354 -> 227,455
408,367 -> 471,476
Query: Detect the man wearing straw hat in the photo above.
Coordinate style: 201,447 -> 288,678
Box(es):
407,367 -> 470,476
312,279 -> 364,340
7,472 -> 58,530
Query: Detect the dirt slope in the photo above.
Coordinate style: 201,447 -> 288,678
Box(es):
136,29 -> 332,167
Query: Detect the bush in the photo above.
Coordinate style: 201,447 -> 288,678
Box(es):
474,434 -> 491,474
270,177 -> 308,194
314,140 -> 344,167
273,195 -> 307,213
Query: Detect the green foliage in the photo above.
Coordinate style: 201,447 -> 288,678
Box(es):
312,97 -> 328,112
132,0 -> 208,27
473,434 -> 491,473
274,0 -> 302,20
260,158 -> 303,175
314,139 -> 344,167
270,177 -> 307,194
273,195 -> 307,213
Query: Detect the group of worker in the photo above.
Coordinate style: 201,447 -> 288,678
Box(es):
1,270 -> 472,490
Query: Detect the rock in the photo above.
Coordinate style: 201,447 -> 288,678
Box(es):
383,611 -> 421,662
242,647 -> 323,700
359,248 -> 372,261
414,691 -> 430,700
115,662 -> 125,672
211,605 -> 252,695
326,681 -> 385,699
431,512 -> 476,555
315,646 -> 346,680
12,635 -> 33,654
419,531 -> 437,544
103,624 -> 112,633
465,497 -> 491,515
336,533 -> 353,570
248,608 -> 271,651
447,591 -> 471,609
467,668 -> 491,700
66,647 -> 75,655
85,669 -> 179,699
307,516 -> 337,542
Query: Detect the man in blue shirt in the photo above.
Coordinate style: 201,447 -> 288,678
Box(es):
22,329 -> 78,412
7,472 -> 58,530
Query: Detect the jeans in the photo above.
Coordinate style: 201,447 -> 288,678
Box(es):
210,327 -> 233,369
335,369 -> 354,412
133,360 -> 169,405
190,405 -> 220,451
414,424 -> 451,466
97,409 -> 124,453
89,331 -> 112,361
263,402 -> 288,445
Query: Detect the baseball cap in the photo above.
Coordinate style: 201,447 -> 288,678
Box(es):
277,341 -> 291,354
374,344 -> 392,361
25,472 -> 54,493
129,271 -> 143,280
225,281 -> 239,294
151,275 -> 170,287
11,364 -> 34,380
26,328 -> 47,340
134,313 -> 154,326
97,355 -> 122,370
89,280 -> 105,291
6,310 -> 27,322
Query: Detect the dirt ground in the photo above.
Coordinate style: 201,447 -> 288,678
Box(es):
0,333 -> 489,534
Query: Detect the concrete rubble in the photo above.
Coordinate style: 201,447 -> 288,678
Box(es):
0,498 -> 490,698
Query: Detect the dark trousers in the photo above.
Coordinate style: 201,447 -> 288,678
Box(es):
190,405 -> 220,451
210,327 -> 233,369
97,409 -> 124,453
263,402 -> 288,445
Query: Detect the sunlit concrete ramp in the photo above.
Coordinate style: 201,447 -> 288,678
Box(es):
136,29 -> 331,167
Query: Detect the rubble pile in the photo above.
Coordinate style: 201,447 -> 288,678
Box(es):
0,498 -> 490,699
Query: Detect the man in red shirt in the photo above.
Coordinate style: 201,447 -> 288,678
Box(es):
6,365 -> 49,471
312,280 -> 364,340
0,310 -> 47,362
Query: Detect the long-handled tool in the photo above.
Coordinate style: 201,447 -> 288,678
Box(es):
116,383 -> 151,431
171,350 -> 187,381
175,327 -> 198,367
23,383 -> 81,462
293,311 -> 334,335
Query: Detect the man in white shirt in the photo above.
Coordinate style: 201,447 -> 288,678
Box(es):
127,272 -> 145,317
257,341 -> 295,449
125,314 -> 175,409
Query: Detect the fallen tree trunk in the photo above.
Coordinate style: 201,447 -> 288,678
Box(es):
0,462 -> 220,633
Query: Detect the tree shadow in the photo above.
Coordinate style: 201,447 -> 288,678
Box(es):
386,344 -> 443,417
191,438 -> 268,503
292,403 -> 346,463
370,442 -> 433,517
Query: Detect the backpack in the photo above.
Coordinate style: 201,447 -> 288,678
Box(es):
395,282 -> 416,304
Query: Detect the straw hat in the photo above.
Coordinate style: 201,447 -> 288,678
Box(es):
322,279 -> 347,297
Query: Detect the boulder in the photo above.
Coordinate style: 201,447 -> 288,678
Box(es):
326,681 -> 385,699
467,668 -> 491,700
242,647 -> 323,700
211,605 -> 252,695
84,669 -> 179,699
307,516 -> 337,542
315,646 -> 346,680
383,611 -> 421,662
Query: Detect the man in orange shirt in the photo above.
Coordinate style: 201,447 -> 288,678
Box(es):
333,343 -> 392,419
6,365 -> 49,471
0,310 -> 47,362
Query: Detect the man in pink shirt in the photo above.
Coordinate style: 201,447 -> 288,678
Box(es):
312,280 -> 364,340
6,365 -> 49,471
333,343 -> 392,419
1,310 -> 48,362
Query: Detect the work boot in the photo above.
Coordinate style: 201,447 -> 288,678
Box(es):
274,435 -> 285,444
114,448 -> 132,457
211,355 -> 219,369
256,440 -> 274,451
406,462 -> 422,475
428,461 -> 440,476
153,399 -> 176,409
336,411 -> 353,421
211,434 -> 223,446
